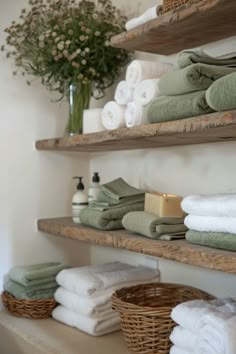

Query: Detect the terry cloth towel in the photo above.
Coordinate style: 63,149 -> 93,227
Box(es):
100,177 -> 144,201
125,101 -> 148,127
90,194 -> 144,211
185,215 -> 236,234
114,81 -> 135,105
147,91 -> 213,124
9,262 -> 67,287
181,194 -> 236,217
52,305 -> 120,336
158,63 -> 236,96
134,79 -> 160,106
125,6 -> 161,31
206,72 -> 236,111
170,346 -> 193,354
126,60 -> 172,84
56,263 -> 159,297
122,211 -> 187,239
186,230 -> 236,251
101,101 -> 126,130
170,326 -> 197,351
177,48 -> 236,69
4,279 -> 58,300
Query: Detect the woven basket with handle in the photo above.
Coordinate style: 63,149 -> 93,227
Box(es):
112,282 -> 213,354
162,0 -> 191,13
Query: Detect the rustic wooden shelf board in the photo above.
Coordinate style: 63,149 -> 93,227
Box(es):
36,111 -> 236,152
111,0 -> 236,55
38,217 -> 236,274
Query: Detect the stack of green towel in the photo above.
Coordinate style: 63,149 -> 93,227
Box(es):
80,178 -> 145,230
4,262 -> 67,300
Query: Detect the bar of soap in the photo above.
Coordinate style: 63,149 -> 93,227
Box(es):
145,192 -> 184,218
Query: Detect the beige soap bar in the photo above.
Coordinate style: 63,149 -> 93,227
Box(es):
145,192 -> 184,218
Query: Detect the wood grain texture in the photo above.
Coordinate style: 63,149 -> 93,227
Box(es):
111,0 -> 236,55
38,217 -> 236,274
36,111 -> 236,152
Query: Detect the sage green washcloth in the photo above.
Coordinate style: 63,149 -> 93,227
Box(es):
101,178 -> 144,201
80,202 -> 144,230
147,91 -> 213,124
4,279 -> 58,300
186,230 -> 236,251
158,64 -> 236,96
90,193 -> 144,211
206,72 -> 236,111
9,262 -> 67,287
122,211 -> 187,239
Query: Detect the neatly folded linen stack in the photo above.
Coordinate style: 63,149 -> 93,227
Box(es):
53,262 -> 160,336
4,262 -> 67,300
182,194 -> 236,251
170,297 -> 236,354
80,178 -> 145,230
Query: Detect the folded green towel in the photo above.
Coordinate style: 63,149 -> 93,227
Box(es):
80,203 -> 144,230
147,91 -> 213,124
159,64 -> 236,96
186,230 -> 236,251
177,49 -> 236,69
4,279 -> 58,300
122,211 -> 187,239
101,178 -> 144,201
9,262 -> 67,287
91,193 -> 144,211
206,72 -> 236,111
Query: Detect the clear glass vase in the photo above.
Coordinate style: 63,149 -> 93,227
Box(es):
65,81 -> 92,135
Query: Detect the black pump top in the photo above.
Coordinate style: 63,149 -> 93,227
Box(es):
92,172 -> 100,183
73,176 -> 84,191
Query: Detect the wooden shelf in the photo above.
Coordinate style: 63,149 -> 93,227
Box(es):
38,217 -> 236,274
36,110 -> 236,152
111,0 -> 236,55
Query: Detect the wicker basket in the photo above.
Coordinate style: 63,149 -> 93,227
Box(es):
162,0 -> 191,13
1,291 -> 57,319
112,282 -> 213,354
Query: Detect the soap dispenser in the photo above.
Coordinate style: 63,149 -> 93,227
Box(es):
72,177 -> 88,223
88,172 -> 101,204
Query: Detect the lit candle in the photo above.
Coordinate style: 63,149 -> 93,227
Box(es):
144,192 -> 184,218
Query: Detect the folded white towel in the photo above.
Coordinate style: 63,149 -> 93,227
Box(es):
170,346 -> 193,354
101,101 -> 126,130
126,60 -> 172,84
125,101 -> 147,127
133,79 -> 160,106
52,305 -> 120,336
125,6 -> 158,31
185,215 -> 236,234
54,287 -> 113,317
114,81 -> 135,105
181,194 -> 236,217
170,326 -> 197,351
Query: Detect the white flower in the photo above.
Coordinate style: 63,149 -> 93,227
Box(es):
39,34 -> 44,41
105,40 -> 110,46
76,49 -> 81,54
57,41 -> 64,51
77,73 -> 84,79
79,35 -> 86,41
39,41 -> 45,48
65,40 -> 71,47
85,47 -> 90,53
93,13 -> 98,20
63,50 -> 68,57
52,50 -> 57,56
52,32 -> 57,37
81,59 -> 87,65
95,31 -> 101,37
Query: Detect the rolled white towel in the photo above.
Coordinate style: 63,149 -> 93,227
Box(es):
125,101 -> 147,127
170,346 -> 193,354
114,81 -> 135,105
125,6 -> 159,31
52,305 -> 120,336
126,60 -> 172,84
134,79 -> 160,106
184,215 -> 236,234
170,326 -> 197,351
101,101 -> 126,130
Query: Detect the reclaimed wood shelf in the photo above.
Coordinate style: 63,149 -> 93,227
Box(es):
38,217 -> 236,274
36,110 -> 236,152
111,0 -> 236,55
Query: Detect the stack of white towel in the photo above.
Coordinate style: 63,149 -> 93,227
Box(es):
102,60 -> 172,130
52,261 -> 159,336
170,298 -> 236,354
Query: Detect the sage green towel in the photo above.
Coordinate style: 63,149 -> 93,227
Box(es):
4,279 -> 58,300
186,230 -> 236,251
9,262 -> 67,287
159,64 -> 236,96
91,193 -> 144,211
206,72 -> 236,111
80,202 -> 144,230
101,178 -> 144,201
122,211 -> 187,239
147,91 -> 213,124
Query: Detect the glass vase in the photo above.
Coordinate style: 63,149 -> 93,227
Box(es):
65,81 -> 91,135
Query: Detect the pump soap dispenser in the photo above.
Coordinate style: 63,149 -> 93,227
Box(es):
88,172 -> 100,204
72,177 -> 88,223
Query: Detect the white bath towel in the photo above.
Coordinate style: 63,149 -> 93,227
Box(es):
52,305 -> 120,336
185,215 -> 236,234
170,326 -> 197,351
126,60 -> 172,84
101,101 -> 126,130
54,287 -> 113,317
170,346 -> 193,354
125,6 -> 159,31
181,194 -> 236,217
125,101 -> 147,127
134,79 -> 160,106
114,81 -> 135,105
